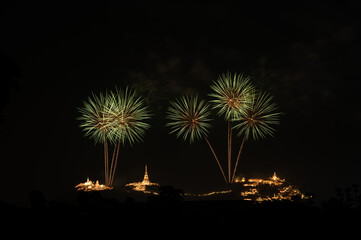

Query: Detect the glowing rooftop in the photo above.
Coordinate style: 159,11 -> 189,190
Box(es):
75,178 -> 113,191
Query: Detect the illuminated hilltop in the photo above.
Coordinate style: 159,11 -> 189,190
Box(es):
185,172 -> 310,202
75,167 -> 309,202
233,172 -> 309,201
124,167 -> 309,202
75,178 -> 112,192
125,165 -> 159,193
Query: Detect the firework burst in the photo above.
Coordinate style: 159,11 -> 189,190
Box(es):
166,95 -> 227,182
231,91 -> 281,182
78,87 -> 151,186
166,95 -> 212,143
209,72 -> 255,120
107,88 -> 151,145
209,72 -> 255,182
78,92 -> 116,144
233,91 -> 281,140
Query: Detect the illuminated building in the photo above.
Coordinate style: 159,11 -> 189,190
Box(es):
75,170 -> 309,202
187,172 -> 310,202
236,172 -> 285,186
126,165 -> 159,193
234,172 -> 309,201
75,177 -> 112,191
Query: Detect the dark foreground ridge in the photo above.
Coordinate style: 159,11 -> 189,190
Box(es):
2,186 -> 360,235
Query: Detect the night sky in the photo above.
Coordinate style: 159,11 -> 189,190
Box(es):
1,0 -> 360,206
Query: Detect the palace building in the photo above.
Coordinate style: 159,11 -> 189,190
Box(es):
234,172 -> 308,201
75,178 -> 112,191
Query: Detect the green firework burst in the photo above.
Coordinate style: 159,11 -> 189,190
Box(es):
233,91 -> 281,140
78,91 -> 117,144
166,95 -> 212,143
209,72 -> 255,120
107,88 -> 151,145
78,88 -> 151,145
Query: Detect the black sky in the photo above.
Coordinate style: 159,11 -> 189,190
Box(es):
1,0 -> 360,206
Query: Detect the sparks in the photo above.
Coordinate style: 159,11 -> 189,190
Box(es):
78,87 -> 151,187
209,72 -> 255,121
107,87 -> 151,146
166,95 -> 212,143
208,72 -> 255,182
233,91 -> 281,140
166,95 -> 228,182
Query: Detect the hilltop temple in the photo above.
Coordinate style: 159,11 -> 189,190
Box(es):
235,171 -> 285,186
126,165 -> 159,192
185,172 -> 310,202
75,168 -> 309,202
233,172 -> 308,201
75,178 -> 112,191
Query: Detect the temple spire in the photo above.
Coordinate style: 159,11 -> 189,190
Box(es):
142,164 -> 150,185
272,171 -> 279,181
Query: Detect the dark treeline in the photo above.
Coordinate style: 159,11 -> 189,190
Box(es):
1,185 -> 360,235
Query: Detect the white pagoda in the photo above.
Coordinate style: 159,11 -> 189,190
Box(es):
126,165 -> 159,192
